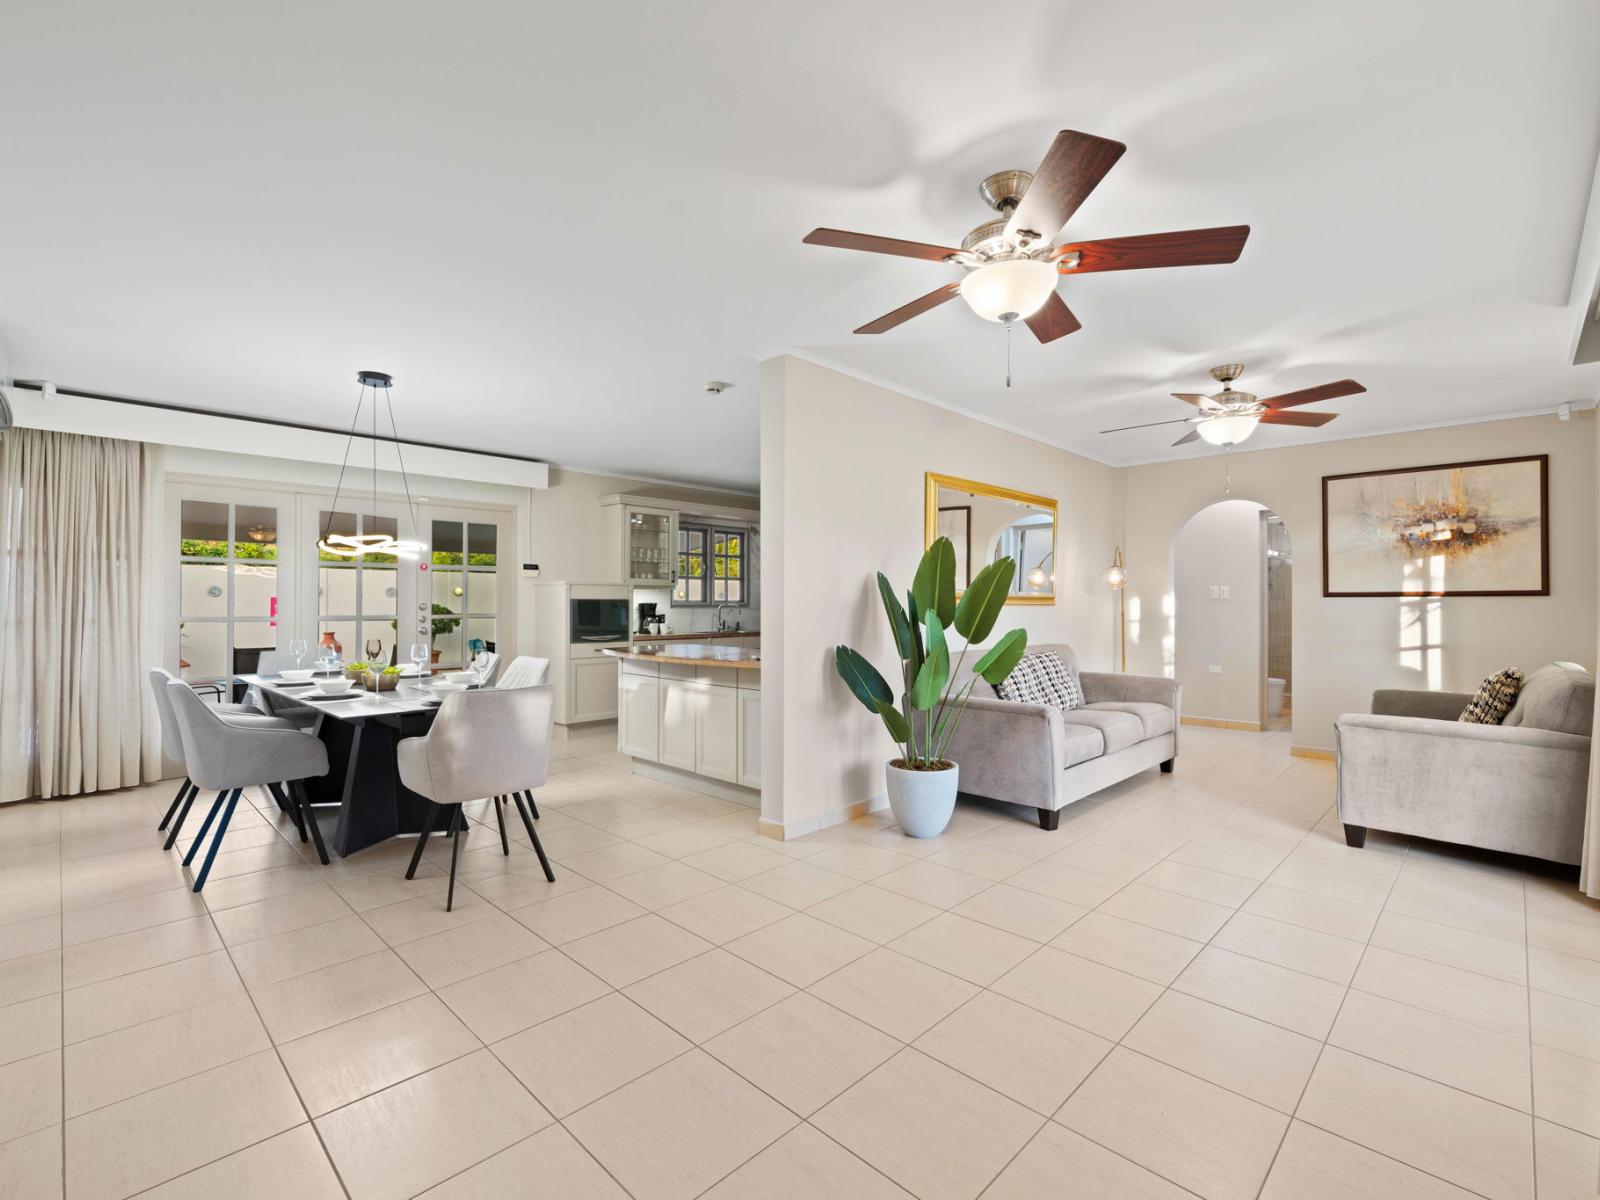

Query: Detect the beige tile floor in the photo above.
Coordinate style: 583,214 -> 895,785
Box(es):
2,723 -> 1599,1198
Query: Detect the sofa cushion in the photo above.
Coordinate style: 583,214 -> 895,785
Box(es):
1060,723 -> 1105,768
1085,700 -> 1175,741
1060,708 -> 1143,754
998,651 -> 1084,710
1458,667 -> 1524,725
1503,662 -> 1595,736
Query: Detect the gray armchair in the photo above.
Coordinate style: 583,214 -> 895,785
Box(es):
944,643 -> 1182,830
1335,662 -> 1594,863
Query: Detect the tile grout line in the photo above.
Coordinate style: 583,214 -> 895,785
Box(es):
1525,880 -> 1538,1200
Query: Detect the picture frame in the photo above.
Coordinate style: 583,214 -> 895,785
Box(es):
1322,454 -> 1548,597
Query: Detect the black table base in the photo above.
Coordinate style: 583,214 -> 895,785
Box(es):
304,710 -> 441,857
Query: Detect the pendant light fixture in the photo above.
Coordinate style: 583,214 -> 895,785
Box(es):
316,371 -> 425,560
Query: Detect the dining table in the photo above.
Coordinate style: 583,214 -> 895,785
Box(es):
235,671 -> 473,857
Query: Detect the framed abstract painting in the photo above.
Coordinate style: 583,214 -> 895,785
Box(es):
1322,455 -> 1548,597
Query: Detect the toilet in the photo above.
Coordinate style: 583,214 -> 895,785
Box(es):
1267,677 -> 1286,718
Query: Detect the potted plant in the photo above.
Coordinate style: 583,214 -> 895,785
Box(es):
344,660 -> 371,683
389,605 -> 462,664
835,537 -> 1027,837
364,664 -> 403,692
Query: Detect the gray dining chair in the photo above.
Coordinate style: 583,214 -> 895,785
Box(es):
396,684 -> 556,910
166,680 -> 331,890
495,656 -> 551,689
149,667 -> 277,846
471,650 -> 502,686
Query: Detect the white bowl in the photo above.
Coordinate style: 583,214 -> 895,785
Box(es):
280,669 -> 314,682
314,677 -> 353,695
430,681 -> 469,694
446,672 -> 477,685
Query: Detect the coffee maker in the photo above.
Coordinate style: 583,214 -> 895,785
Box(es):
636,601 -> 662,635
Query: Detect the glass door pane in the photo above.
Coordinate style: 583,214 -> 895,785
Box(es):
628,509 -> 673,583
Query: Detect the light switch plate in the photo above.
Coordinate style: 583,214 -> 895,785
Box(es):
1209,665 -> 1223,674
1220,585 -> 1231,599
1209,585 -> 1220,599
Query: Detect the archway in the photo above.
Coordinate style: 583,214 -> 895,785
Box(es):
1170,499 -> 1293,732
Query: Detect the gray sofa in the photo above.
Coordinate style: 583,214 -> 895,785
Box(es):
945,643 -> 1181,830
1334,662 -> 1595,864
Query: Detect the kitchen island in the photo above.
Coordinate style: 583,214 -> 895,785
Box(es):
604,643 -> 760,801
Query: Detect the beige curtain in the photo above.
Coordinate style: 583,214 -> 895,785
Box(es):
0,427 -> 163,802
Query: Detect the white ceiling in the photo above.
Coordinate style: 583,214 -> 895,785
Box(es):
4,0 -> 1599,490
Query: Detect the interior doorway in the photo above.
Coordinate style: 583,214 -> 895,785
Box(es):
1171,499 -> 1291,732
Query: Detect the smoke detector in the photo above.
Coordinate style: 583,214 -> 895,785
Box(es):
704,380 -> 733,395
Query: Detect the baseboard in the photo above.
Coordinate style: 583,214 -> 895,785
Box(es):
1290,744 -> 1335,761
1181,715 -> 1263,732
759,792 -> 890,840
626,759 -> 760,808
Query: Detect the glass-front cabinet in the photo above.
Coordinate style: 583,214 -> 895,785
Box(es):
607,502 -> 677,587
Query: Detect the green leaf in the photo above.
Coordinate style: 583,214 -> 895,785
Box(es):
912,538 -> 957,627
973,628 -> 1028,685
953,557 -> 1016,643
905,591 -> 925,679
876,573 -> 912,661
910,613 -> 949,710
875,698 -> 912,744
834,646 -> 893,713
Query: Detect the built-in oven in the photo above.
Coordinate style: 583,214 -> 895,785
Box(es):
571,597 -> 630,643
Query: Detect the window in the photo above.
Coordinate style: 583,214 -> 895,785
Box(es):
430,519 -> 498,667
675,524 -> 744,605
316,511 -> 399,664
178,500 -> 280,680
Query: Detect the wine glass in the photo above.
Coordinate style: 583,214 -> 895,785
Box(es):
365,638 -> 382,665
288,639 -> 308,670
410,643 -> 429,678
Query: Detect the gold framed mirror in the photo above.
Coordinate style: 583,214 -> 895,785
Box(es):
924,473 -> 1057,605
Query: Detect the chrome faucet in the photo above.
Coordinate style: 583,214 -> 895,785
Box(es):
716,603 -> 731,633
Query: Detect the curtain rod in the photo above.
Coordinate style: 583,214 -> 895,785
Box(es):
9,380 -> 552,467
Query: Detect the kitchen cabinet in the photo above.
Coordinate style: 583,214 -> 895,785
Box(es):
659,677 -> 699,771
737,688 -> 762,789
696,684 -> 739,782
618,673 -> 660,760
603,501 -> 677,587
569,657 -> 619,723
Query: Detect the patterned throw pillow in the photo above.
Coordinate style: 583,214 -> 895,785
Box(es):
1458,668 -> 1525,725
997,651 -> 1084,711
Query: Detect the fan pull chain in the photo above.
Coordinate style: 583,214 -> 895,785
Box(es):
1224,445 -> 1232,496
1005,318 -> 1013,388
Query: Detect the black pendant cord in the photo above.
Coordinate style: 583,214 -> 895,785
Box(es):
383,388 -> 423,544
319,383 -> 368,544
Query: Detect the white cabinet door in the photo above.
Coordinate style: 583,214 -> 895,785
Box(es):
659,678 -> 698,771
737,689 -> 761,788
697,684 -> 739,782
619,673 -> 660,760
570,658 -> 618,722
622,505 -> 677,588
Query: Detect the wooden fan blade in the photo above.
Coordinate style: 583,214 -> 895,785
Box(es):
1172,393 -> 1210,406
1259,410 -> 1338,427
1024,292 -> 1081,343
854,284 -> 961,334
1172,429 -> 1202,446
1260,379 -> 1365,410
1100,418 -> 1194,434
1005,131 -> 1127,244
1056,226 -> 1251,273
803,228 -> 961,262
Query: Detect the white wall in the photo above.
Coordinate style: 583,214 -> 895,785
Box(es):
761,356 -> 1124,835
1123,413 -> 1599,752
1173,500 -> 1266,724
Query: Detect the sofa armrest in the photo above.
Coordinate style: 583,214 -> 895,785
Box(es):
1371,689 -> 1471,721
943,695 -> 1066,810
1080,672 -> 1181,714
1336,712 -> 1590,753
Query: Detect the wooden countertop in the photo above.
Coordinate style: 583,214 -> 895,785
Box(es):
603,643 -> 763,669
632,630 -> 757,643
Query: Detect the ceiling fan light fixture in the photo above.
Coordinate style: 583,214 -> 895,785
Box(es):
1197,412 -> 1261,446
958,259 -> 1058,323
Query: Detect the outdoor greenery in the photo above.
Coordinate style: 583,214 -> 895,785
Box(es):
835,537 -> 1027,771
389,603 -> 461,639
181,538 -> 277,560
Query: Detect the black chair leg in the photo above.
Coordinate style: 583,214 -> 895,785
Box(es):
162,785 -> 199,851
289,779 -> 330,865
493,796 -> 510,856
158,779 -> 193,832
192,788 -> 241,892
526,791 -> 539,820
446,805 -> 465,912
406,802 -> 442,880
513,792 -> 555,882
269,782 -> 307,842
182,791 -> 229,866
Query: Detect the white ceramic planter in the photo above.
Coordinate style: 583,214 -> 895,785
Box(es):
884,760 -> 959,838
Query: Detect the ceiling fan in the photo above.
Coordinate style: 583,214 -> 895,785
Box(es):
1101,364 -> 1366,447
802,129 -> 1250,344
